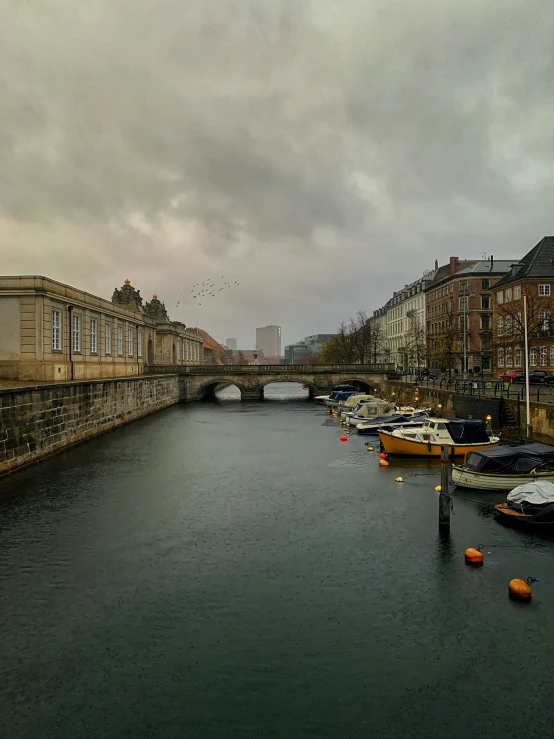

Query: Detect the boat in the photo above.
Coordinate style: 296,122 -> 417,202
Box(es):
452,443 -> 554,490
325,391 -> 359,408
356,412 -> 429,435
338,394 -> 376,419
344,399 -> 396,425
494,480 -> 554,526
315,384 -> 361,402
378,418 -> 500,457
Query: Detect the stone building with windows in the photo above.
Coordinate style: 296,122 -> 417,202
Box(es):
0,276 -> 203,382
425,256 -> 513,375
383,269 -> 435,369
491,236 -> 554,376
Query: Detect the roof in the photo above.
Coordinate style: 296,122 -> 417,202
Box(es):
194,328 -> 225,364
493,237 -> 554,288
425,260 -> 477,289
455,260 -> 514,276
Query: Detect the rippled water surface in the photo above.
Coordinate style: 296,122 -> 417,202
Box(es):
1,383 -> 554,738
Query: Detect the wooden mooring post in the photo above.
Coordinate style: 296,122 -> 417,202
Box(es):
439,444 -> 451,530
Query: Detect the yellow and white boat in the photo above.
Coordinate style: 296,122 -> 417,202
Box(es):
378,417 -> 500,458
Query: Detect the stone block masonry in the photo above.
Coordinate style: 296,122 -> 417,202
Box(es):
0,375 -> 179,476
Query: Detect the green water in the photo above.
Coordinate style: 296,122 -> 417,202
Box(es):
1,383 -> 553,738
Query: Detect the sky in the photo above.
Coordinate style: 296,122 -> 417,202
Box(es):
1,0 -> 554,349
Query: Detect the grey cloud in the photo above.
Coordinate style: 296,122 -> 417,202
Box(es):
1,0 -> 553,347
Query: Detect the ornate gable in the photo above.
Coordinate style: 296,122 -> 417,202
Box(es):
112,279 -> 144,313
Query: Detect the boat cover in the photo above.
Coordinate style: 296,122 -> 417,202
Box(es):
359,414 -> 409,426
465,443 -> 554,473
507,480 -> 554,506
447,419 -> 490,444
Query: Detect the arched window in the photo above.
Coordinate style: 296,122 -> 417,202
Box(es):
505,347 -> 512,367
498,348 -> 504,367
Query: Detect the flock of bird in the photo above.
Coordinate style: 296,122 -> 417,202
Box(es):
175,276 -> 240,307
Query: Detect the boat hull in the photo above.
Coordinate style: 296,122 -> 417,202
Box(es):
452,467 -> 554,491
379,432 -> 499,457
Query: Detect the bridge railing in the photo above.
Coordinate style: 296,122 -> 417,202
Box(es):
144,363 -> 394,375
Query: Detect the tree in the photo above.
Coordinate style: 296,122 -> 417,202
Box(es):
319,312 -> 386,364
431,302 -> 465,377
405,311 -> 426,372
234,350 -> 247,365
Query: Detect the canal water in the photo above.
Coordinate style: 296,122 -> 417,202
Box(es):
1,383 -> 553,738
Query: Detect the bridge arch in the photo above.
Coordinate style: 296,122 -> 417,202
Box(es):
193,378 -> 254,401
328,377 -> 374,394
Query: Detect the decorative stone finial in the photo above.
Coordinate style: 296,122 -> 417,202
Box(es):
124,279 -> 131,285
153,294 -> 158,300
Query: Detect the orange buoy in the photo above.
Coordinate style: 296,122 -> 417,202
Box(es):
340,435 -> 348,441
509,578 -> 533,601
379,459 -> 389,466
379,452 -> 387,459
464,548 -> 484,565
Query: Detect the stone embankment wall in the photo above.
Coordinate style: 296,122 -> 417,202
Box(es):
0,375 -> 179,476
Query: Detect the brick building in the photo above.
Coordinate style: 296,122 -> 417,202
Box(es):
425,256 -> 512,375
491,236 -> 554,376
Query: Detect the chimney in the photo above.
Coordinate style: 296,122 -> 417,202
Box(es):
434,259 -> 438,270
449,256 -> 458,274
490,254 -> 494,272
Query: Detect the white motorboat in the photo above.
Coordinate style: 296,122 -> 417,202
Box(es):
344,399 -> 396,425
452,443 -> 554,490
356,412 -> 429,435
338,394 -> 375,419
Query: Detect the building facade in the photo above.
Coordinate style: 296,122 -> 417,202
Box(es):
226,338 -> 237,351
384,269 -> 435,369
369,306 -> 390,363
255,325 -> 281,358
0,276 -> 204,382
491,237 -> 554,376
425,256 -> 513,375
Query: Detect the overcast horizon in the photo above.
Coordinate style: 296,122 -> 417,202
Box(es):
1,0 -> 553,349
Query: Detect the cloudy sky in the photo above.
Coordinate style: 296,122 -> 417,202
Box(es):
1,0 -> 553,349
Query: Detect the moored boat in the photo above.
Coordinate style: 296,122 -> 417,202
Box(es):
494,480 -> 554,526
325,391 -> 359,408
379,418 -> 500,457
357,411 -> 429,435
452,443 -> 554,490
338,394 -> 375,419
344,399 -> 396,425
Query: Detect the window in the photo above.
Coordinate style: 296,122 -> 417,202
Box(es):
138,330 -> 142,358
459,296 -> 468,310
551,346 -> 554,367
90,318 -> 98,354
481,337 -> 491,351
481,314 -> 490,330
105,322 -> 112,354
505,288 -> 512,302
539,311 -> 551,332
505,347 -> 513,367
481,279 -> 489,290
128,328 -> 133,356
539,284 -> 551,296
497,317 -> 504,337
459,316 -> 468,331
481,296 -> 490,309
530,347 -> 537,366
52,309 -> 61,351
459,279 -> 468,291
117,326 -> 123,355
516,312 -> 522,334
73,314 -> 81,352
540,346 -> 548,366
497,291 -> 504,304
514,285 -> 521,299
515,348 -> 522,367
505,315 -> 512,335
498,348 -> 504,367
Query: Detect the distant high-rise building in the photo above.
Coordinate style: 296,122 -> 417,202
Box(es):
226,338 -> 237,351
256,325 -> 281,358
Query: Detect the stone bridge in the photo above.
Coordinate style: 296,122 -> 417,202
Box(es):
145,363 -> 394,401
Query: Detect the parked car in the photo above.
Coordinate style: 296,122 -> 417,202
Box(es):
499,370 -> 524,383
514,371 -> 549,384
543,373 -> 554,385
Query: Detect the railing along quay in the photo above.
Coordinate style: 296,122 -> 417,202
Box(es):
146,363 -> 395,375
392,373 -> 554,405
